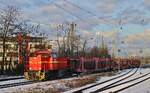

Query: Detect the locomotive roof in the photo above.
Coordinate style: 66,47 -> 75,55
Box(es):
34,49 -> 51,54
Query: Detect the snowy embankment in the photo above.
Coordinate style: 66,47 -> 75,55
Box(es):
65,69 -> 132,93
0,76 -> 96,93
0,75 -> 24,80
100,68 -> 150,93
121,78 -> 150,93
0,79 -> 29,86
120,68 -> 150,93
80,69 -> 136,93
1,69 -> 150,93
0,70 -> 123,93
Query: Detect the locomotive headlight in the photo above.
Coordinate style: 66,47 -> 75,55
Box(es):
29,67 -> 32,70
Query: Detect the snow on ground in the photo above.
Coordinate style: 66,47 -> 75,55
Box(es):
0,79 -> 29,85
101,68 -> 150,93
1,68 -> 148,93
101,75 -> 150,93
65,68 -> 150,93
96,69 -> 132,83
0,75 -> 23,80
0,75 -> 96,93
121,79 -> 150,93
81,69 -> 137,93
64,69 -> 131,93
0,70 -> 123,93
112,68 -> 150,85
120,69 -> 150,93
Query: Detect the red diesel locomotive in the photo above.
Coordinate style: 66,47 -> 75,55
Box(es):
24,50 -> 69,80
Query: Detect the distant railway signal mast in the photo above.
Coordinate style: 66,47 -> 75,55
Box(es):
17,33 -> 30,64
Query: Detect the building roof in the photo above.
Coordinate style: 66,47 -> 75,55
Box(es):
34,49 -> 51,55
0,36 -> 44,42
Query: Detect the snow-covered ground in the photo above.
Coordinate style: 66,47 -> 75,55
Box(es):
64,69 -> 132,93
0,75 -> 96,93
65,68 -> 150,93
121,79 -> 150,93
1,68 -> 150,93
0,79 -> 29,85
0,75 -> 23,80
0,70 -> 121,93
65,69 -> 135,93
101,68 -> 150,93
120,69 -> 150,93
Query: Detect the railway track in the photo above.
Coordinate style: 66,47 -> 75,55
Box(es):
98,70 -> 150,93
82,68 -> 138,93
0,80 -> 38,89
0,69 -> 135,91
0,68 -> 145,92
113,76 -> 150,93
0,69 -> 137,91
0,76 -> 24,81
66,68 -> 136,93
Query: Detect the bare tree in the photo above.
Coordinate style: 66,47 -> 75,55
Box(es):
82,40 -> 87,56
16,22 -> 42,74
0,6 -> 21,74
56,22 -> 81,58
0,5 -> 42,74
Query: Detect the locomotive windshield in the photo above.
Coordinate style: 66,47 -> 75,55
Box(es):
41,54 -> 50,58
51,52 -> 57,58
29,53 -> 36,57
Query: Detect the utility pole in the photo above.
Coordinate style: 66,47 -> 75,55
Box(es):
112,33 -> 118,58
101,35 -> 105,49
101,35 -> 105,58
68,22 -> 77,58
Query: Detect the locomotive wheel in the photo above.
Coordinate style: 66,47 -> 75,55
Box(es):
24,72 -> 30,80
34,71 -> 45,81
39,71 -> 45,81
24,71 -> 45,81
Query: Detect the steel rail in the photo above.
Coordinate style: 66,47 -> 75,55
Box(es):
0,80 -> 38,89
72,68 -> 135,93
92,70 -> 150,93
113,75 -> 150,93
0,76 -> 24,81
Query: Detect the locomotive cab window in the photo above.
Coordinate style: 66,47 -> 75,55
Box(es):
29,53 -> 36,57
51,52 -> 57,58
41,54 -> 50,58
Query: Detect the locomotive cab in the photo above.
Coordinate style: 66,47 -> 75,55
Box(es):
24,50 -> 69,80
24,50 -> 51,80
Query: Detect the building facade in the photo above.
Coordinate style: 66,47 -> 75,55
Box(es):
0,36 -> 52,71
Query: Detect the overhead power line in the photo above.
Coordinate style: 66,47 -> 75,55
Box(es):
47,0 -> 106,30
54,3 -> 97,27
47,0 -> 111,30
63,0 -> 112,22
64,0 -> 98,17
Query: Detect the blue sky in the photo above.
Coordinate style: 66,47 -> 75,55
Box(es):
1,0 -> 150,56
0,0 -> 149,32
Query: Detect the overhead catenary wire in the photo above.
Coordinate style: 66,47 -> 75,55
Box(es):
46,0 -> 86,29
64,0 -> 98,17
63,0 -> 112,22
54,3 -> 99,28
54,4 -> 84,22
51,0 -> 148,57
48,0 -> 111,31
25,0 -> 112,31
